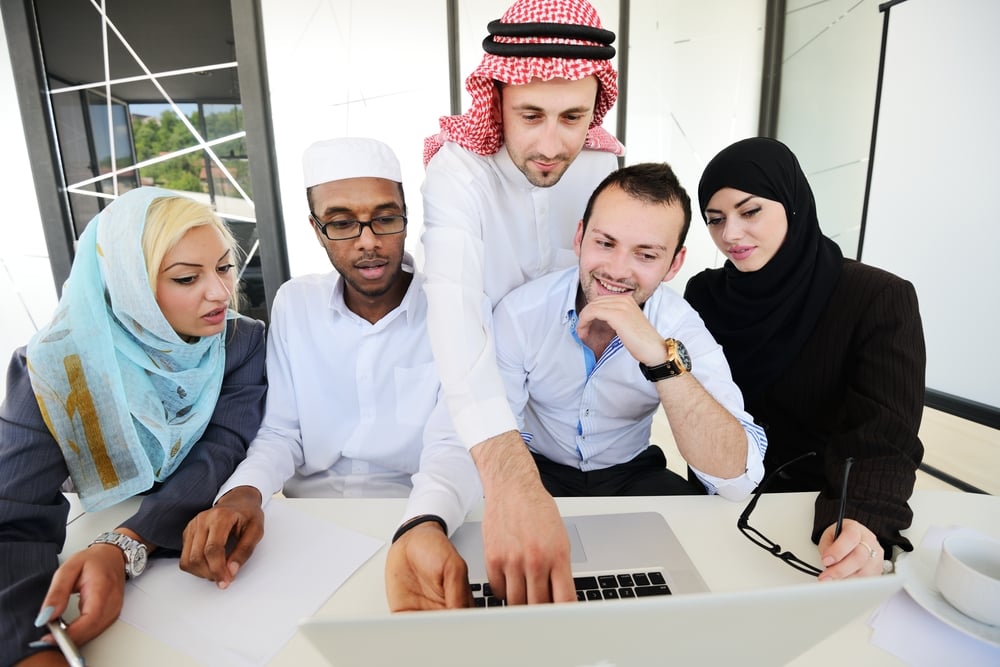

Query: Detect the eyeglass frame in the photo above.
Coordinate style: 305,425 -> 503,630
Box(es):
310,213 -> 408,241
737,451 -> 855,577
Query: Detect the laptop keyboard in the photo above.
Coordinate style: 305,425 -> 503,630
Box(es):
470,570 -> 672,607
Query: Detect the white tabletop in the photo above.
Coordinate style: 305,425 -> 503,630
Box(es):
62,490 -> 1000,666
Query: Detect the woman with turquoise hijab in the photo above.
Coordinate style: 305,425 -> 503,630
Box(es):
0,187 -> 267,665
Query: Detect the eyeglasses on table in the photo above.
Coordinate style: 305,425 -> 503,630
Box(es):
737,451 -> 855,577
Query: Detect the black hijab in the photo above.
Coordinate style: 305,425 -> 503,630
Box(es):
684,137 -> 843,401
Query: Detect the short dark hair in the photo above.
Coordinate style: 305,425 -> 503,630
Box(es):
581,162 -> 692,256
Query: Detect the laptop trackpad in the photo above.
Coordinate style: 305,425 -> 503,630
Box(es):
452,513 -> 678,581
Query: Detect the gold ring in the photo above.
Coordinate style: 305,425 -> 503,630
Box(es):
859,540 -> 877,559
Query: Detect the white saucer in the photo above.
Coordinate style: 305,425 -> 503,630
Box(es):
897,547 -> 1000,647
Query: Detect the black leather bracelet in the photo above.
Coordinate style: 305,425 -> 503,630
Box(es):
392,514 -> 447,544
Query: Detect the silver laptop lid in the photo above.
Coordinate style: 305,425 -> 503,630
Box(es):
299,574 -> 903,667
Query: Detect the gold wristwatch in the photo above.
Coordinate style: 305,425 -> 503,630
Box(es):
638,338 -> 692,382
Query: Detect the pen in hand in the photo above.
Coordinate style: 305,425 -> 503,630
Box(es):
47,619 -> 86,667
833,457 -> 855,540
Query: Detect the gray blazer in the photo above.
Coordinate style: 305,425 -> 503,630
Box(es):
0,316 -> 266,666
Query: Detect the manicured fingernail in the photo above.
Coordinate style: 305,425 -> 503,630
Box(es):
229,561 -> 240,576
34,606 -> 55,627
29,640 -> 52,648
822,555 -> 835,566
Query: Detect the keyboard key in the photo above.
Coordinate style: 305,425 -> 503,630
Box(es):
471,570 -> 671,608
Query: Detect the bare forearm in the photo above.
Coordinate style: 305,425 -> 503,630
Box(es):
469,430 -> 573,603
471,430 -> 543,496
656,375 -> 747,478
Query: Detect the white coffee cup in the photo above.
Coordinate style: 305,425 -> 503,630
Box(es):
934,534 -> 1000,626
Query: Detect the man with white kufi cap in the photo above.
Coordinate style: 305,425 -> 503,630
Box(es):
180,138 -> 481,596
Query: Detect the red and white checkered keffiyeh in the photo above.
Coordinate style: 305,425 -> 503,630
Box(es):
423,0 -> 623,166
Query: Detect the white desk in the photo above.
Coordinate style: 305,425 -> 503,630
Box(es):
61,490 -> 999,666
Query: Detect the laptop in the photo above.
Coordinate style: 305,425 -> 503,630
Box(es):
299,512 -> 905,666
452,512 -> 709,601
300,575 -> 902,666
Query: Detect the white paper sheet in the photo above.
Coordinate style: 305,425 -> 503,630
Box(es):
120,501 -> 383,666
867,526 -> 1000,666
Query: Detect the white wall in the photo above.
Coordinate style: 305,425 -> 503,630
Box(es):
627,0 -> 765,288
777,0 -> 883,259
862,0 -> 1000,410
259,0 -> 451,277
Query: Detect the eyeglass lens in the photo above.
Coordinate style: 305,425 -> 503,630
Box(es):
316,215 -> 406,240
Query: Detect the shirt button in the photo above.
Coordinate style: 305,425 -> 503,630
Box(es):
584,409 -> 590,416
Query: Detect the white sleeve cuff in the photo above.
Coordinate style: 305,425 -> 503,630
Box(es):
401,477 -> 482,538
452,397 -> 519,451
690,419 -> 767,502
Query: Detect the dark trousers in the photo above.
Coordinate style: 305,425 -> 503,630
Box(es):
531,446 -> 706,497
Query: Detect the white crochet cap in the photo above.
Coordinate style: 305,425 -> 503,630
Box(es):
302,137 -> 402,187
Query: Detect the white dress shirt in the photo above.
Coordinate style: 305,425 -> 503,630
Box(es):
421,142 -> 619,450
217,262 -> 481,533
493,267 -> 768,501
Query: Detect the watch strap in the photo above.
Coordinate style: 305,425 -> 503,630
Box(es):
638,338 -> 691,382
90,531 -> 146,578
638,359 -> 684,381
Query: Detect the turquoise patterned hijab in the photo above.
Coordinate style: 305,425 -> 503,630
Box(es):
26,187 -> 229,511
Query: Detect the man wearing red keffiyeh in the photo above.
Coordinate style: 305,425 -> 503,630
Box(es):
392,0 -> 625,611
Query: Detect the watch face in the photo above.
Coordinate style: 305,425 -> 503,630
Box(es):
131,545 -> 148,575
675,340 -> 692,371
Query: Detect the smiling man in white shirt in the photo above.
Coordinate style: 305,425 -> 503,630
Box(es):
179,138 -> 480,590
494,162 -> 767,498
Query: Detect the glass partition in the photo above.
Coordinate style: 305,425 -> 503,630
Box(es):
35,0 -> 267,320
776,0 -> 883,258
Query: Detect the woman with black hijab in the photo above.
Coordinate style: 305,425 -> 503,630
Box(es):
685,137 -> 925,579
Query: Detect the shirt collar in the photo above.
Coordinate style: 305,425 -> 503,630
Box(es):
560,267 -> 583,326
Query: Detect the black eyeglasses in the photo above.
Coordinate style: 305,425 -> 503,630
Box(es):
737,451 -> 854,577
310,214 -> 407,241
